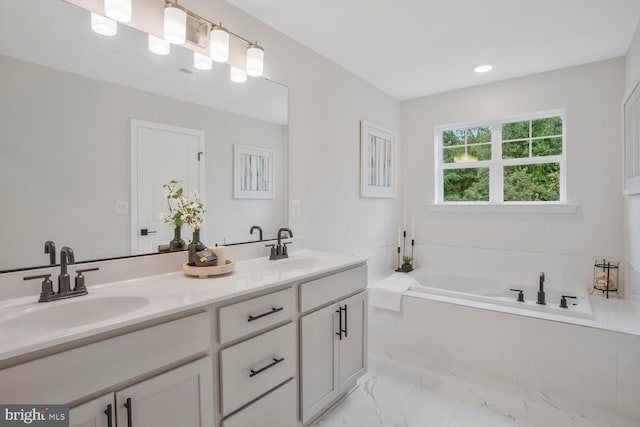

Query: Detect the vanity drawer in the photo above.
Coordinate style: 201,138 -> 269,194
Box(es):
218,287 -> 295,344
220,322 -> 295,416
222,379 -> 296,427
300,265 -> 367,312
0,312 -> 210,404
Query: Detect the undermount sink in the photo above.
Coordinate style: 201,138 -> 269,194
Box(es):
0,296 -> 150,337
271,257 -> 331,271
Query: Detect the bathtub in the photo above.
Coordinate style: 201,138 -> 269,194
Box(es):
406,270 -> 594,319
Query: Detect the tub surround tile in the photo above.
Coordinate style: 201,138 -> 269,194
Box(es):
314,355 -> 637,427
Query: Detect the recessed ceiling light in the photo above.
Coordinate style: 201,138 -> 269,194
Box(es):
474,64 -> 494,73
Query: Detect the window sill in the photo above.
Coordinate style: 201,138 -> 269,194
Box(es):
427,203 -> 579,214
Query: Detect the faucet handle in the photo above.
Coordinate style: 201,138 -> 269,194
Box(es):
74,267 -> 99,293
509,288 -> 525,302
559,295 -> 577,308
265,244 -> 277,259
282,241 -> 292,256
23,273 -> 54,302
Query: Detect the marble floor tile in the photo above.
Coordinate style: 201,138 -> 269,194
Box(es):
313,355 -> 638,427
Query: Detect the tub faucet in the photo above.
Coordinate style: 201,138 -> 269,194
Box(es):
537,272 -> 546,305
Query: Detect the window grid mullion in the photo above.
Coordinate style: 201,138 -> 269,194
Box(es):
490,123 -> 502,203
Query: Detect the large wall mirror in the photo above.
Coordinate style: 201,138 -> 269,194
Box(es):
0,0 -> 288,272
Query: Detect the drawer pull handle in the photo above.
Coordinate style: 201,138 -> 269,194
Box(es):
124,397 -> 133,427
249,357 -> 285,378
104,404 -> 113,427
248,307 -> 284,322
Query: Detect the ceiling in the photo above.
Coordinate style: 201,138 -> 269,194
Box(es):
226,0 -> 640,100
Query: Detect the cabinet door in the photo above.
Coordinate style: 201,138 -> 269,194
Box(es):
339,291 -> 367,391
300,303 -> 340,423
69,393 -> 114,427
115,357 -> 214,427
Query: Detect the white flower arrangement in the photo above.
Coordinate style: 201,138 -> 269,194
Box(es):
161,180 -> 205,231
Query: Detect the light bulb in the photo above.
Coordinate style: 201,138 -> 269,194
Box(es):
148,34 -> 170,55
246,44 -> 264,77
91,13 -> 117,36
164,3 -> 187,45
194,52 -> 212,70
474,64 -> 494,73
104,0 -> 131,23
230,66 -> 247,83
210,26 -> 230,63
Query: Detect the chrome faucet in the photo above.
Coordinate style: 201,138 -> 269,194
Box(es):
44,240 -> 56,265
250,225 -> 263,241
267,228 -> 293,260
537,272 -> 546,305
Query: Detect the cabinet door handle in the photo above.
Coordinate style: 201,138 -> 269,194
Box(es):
247,306 -> 284,322
249,357 -> 285,378
124,397 -> 133,427
336,307 -> 345,340
343,304 -> 348,338
104,404 -> 113,427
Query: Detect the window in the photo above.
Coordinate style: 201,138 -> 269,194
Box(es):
435,110 -> 566,204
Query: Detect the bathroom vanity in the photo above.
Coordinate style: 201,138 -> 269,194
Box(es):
0,250 -> 367,427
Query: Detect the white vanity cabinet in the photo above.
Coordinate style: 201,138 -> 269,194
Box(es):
1,312 -> 214,426
70,357 -> 213,427
300,266 -> 367,424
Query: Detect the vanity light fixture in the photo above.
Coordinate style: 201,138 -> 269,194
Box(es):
164,1 -> 187,45
104,0 -> 131,23
210,24 -> 230,63
246,43 -> 264,77
91,12 -> 117,36
474,64 -> 494,73
148,34 -> 171,55
230,66 -> 247,83
83,1 -> 264,83
194,51 -> 213,70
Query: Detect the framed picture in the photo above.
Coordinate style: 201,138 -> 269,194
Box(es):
233,144 -> 274,199
360,120 -> 396,198
624,80 -> 640,194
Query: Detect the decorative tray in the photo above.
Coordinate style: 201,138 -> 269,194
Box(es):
182,260 -> 235,278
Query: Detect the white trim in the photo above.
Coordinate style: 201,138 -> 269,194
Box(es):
623,79 -> 640,194
427,203 -> 578,214
434,109 -> 566,205
130,119 -> 206,254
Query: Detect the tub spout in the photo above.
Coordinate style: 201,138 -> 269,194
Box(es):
537,272 -> 546,305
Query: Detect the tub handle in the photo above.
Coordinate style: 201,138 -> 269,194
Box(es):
560,295 -> 577,308
509,289 -> 525,302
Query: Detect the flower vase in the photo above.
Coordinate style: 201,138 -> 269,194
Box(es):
169,226 -> 186,251
188,228 -> 206,265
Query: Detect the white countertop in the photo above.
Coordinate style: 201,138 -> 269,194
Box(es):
0,250 -> 367,362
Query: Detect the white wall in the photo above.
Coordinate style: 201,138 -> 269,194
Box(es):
625,22 -> 640,294
193,0 -> 403,277
400,59 -> 625,290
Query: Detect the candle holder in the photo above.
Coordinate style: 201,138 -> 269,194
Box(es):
395,231 -> 414,273
591,259 -> 620,298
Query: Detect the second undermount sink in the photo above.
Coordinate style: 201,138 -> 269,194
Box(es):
0,296 -> 150,337
271,256 -> 332,271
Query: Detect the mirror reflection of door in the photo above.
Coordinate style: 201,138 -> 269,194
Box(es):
131,120 -> 205,255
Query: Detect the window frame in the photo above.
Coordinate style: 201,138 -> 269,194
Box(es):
434,109 -> 567,205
